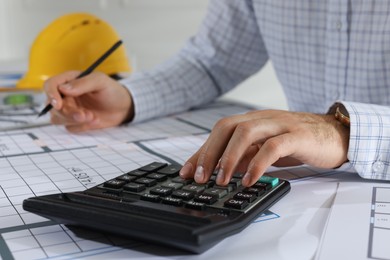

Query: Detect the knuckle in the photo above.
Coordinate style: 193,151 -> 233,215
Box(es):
235,122 -> 254,139
263,137 -> 283,155
219,153 -> 234,169
197,149 -> 219,175
92,71 -> 107,82
213,116 -> 241,136
245,109 -> 263,115
198,149 -> 210,165
245,110 -> 255,115
214,117 -> 232,131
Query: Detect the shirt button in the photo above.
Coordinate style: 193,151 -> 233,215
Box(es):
372,161 -> 384,173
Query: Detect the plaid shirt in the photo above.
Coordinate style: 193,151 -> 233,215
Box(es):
122,0 -> 390,181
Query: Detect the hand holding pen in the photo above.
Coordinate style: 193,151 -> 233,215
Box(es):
39,40 -> 123,117
42,40 -> 134,132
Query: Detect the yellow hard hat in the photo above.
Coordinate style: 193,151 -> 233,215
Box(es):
17,12 -> 131,90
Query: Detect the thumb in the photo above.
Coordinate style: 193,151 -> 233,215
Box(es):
43,70 -> 81,110
59,72 -> 110,97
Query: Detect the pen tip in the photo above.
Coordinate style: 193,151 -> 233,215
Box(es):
37,111 -> 44,118
37,103 -> 52,118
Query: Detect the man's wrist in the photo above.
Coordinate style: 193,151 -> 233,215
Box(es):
326,103 -> 350,165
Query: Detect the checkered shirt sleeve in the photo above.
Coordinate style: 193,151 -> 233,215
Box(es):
120,0 -> 268,122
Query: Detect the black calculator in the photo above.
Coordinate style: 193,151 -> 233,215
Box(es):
23,162 -> 290,253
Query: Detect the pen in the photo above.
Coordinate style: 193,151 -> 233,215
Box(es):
37,40 -> 123,117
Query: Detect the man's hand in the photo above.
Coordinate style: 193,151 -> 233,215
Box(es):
179,110 -> 350,187
44,71 -> 134,132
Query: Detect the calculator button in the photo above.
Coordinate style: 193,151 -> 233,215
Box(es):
229,178 -> 242,188
185,201 -> 206,210
209,175 -> 217,181
171,176 -> 193,185
194,194 -> 218,205
150,187 -> 173,196
135,178 -> 157,187
157,164 -> 181,177
233,172 -> 243,178
139,162 -> 167,172
146,173 -> 167,182
162,182 -> 183,190
234,192 -> 257,202
103,180 -> 126,189
214,185 -> 234,192
258,176 -> 279,188
116,174 -> 137,182
127,170 -> 148,177
161,197 -> 183,206
243,187 -> 266,196
204,181 -> 215,188
203,188 -> 228,199
183,184 -> 206,194
141,193 -> 161,202
206,180 -> 216,187
252,182 -> 270,191
171,190 -> 195,201
224,198 -> 249,210
123,183 -> 146,193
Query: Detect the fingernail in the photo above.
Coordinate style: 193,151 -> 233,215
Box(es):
194,165 -> 204,182
60,83 -> 72,90
216,168 -> 225,184
51,98 -> 58,108
242,172 -> 251,186
179,163 -> 193,178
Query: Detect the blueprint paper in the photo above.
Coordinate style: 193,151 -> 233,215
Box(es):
316,182 -> 390,260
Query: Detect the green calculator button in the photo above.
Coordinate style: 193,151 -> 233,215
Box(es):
258,176 -> 279,188
4,94 -> 33,105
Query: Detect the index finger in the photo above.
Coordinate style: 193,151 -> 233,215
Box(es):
43,70 -> 81,110
183,114 -> 251,183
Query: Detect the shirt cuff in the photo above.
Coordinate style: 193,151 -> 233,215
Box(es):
120,73 -> 162,123
335,101 -> 390,181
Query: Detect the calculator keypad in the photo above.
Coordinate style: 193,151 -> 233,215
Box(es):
94,162 -> 280,213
